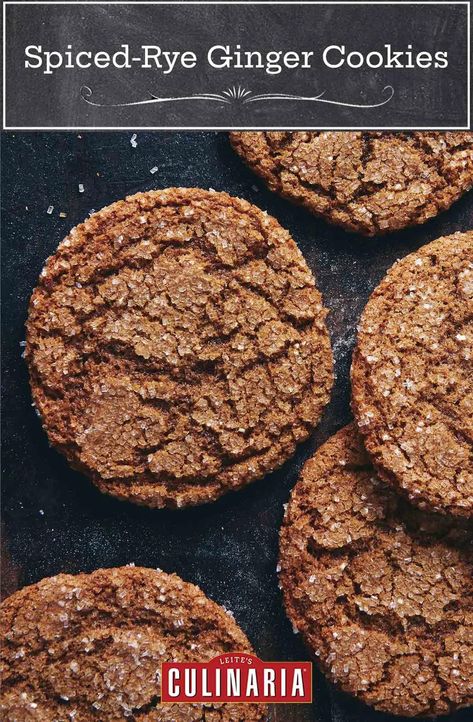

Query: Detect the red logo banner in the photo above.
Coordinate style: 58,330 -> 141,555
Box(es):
161,653 -> 312,704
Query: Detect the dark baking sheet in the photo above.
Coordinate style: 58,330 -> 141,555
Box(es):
1,132 -> 472,722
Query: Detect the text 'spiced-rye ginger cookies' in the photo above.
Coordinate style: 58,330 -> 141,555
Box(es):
0,566 -> 268,721
230,132 -> 473,236
352,232 -> 473,517
26,188 -> 333,508
279,425 -> 473,717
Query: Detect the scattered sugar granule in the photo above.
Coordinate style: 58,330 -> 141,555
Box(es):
130,133 -> 138,148
47,205 -> 54,215
59,212 -> 67,218
150,166 -> 159,174
78,184 -> 84,193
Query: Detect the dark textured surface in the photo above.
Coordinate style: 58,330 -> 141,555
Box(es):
1,131 -> 473,722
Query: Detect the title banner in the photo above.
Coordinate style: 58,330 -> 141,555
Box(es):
3,1 -> 470,130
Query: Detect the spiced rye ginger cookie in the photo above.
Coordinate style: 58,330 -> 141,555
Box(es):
279,425 -> 473,717
230,132 -> 473,236
26,188 -> 333,508
352,232 -> 473,517
0,566 -> 268,721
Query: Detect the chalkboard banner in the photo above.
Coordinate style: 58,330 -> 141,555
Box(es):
3,1 -> 470,130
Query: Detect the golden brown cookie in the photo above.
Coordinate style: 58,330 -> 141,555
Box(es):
0,566 -> 268,721
26,188 -> 333,508
351,232 -> 473,517
229,132 -> 473,236
279,424 -> 473,717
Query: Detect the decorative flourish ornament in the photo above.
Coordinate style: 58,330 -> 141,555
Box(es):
80,84 -> 394,110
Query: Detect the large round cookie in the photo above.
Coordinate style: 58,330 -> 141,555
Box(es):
26,188 -> 333,508
279,425 -> 473,717
352,232 -> 473,517
230,132 -> 473,236
0,566 -> 268,721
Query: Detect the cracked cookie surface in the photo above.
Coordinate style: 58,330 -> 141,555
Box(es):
351,232 -> 473,517
0,566 -> 268,722
279,424 -> 473,717
26,188 -> 333,508
229,132 -> 473,236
